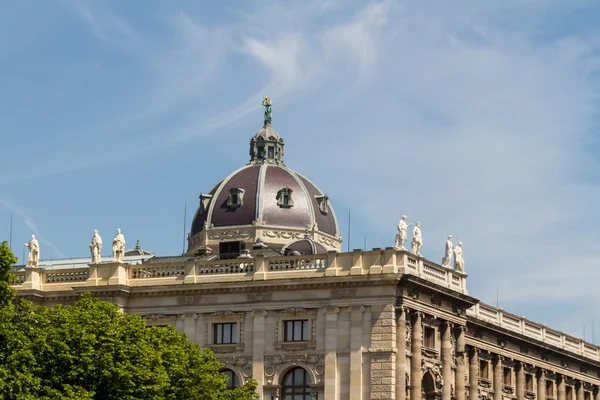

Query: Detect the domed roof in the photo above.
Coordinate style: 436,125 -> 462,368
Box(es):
190,163 -> 339,238
282,238 -> 328,256
188,97 -> 341,256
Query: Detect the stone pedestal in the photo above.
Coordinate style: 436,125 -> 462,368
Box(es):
87,262 -> 128,286
22,266 -> 41,290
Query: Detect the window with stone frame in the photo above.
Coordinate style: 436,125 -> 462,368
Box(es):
525,374 -> 534,391
276,188 -> 294,208
284,319 -> 309,342
546,380 -> 554,397
480,360 -> 490,380
503,367 -> 512,386
213,322 -> 237,344
424,326 -> 435,349
227,188 -> 245,209
222,369 -> 240,390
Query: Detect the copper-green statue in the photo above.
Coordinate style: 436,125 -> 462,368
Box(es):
262,96 -> 272,123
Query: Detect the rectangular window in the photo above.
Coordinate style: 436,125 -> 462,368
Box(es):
268,146 -> 274,158
424,326 -> 435,349
284,320 -> 309,342
503,367 -> 512,386
258,146 -> 265,158
213,323 -> 237,344
546,380 -> 554,397
525,374 -> 533,391
566,386 -> 573,400
480,360 -> 489,380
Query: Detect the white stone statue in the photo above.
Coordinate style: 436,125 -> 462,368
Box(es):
24,234 -> 40,267
442,235 -> 453,268
454,241 -> 465,273
112,228 -> 126,263
90,229 -> 103,264
394,215 -> 412,250
410,222 -> 422,256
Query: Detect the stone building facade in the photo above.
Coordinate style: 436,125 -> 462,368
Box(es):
11,110 -> 600,399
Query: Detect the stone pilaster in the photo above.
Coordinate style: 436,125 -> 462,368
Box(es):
324,307 -> 340,399
455,326 -> 466,400
396,308 -> 407,400
442,322 -> 454,400
251,310 -> 267,397
350,306 -> 365,400
411,312 -> 423,400
576,381 -> 584,400
493,356 -> 503,400
558,375 -> 566,400
469,347 -> 479,400
516,361 -> 525,400
371,304 -> 397,400
594,386 -> 600,400
181,312 -> 197,341
537,369 -> 546,400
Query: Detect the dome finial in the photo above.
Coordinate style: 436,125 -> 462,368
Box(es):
262,96 -> 272,126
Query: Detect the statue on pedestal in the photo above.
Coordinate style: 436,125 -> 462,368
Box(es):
90,229 -> 103,264
112,229 -> 126,263
411,222 -> 423,256
454,241 -> 465,273
442,235 -> 453,268
394,215 -> 412,250
24,234 -> 40,267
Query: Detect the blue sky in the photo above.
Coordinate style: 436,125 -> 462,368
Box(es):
2,0 -> 600,339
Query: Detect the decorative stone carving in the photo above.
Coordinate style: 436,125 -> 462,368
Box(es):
422,363 -> 444,390
502,385 -> 515,395
411,222 -> 423,256
431,296 -> 442,308
208,230 -> 250,240
318,235 -> 338,249
442,235 -> 453,268
451,332 -> 457,369
394,215 -> 412,250
454,242 -> 465,272
247,292 -> 273,302
112,229 -> 126,263
264,352 -> 324,385
406,323 -> 412,351
331,288 -> 359,298
24,234 -> 40,267
263,230 -> 303,240
177,295 -> 202,305
89,229 -> 102,264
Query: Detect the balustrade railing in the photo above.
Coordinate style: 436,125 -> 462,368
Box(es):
45,269 -> 89,283
197,260 -> 254,275
131,265 -> 185,279
10,272 -> 24,286
467,303 -> 599,361
268,255 -> 326,271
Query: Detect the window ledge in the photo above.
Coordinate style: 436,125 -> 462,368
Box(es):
206,343 -> 244,353
275,340 -> 316,351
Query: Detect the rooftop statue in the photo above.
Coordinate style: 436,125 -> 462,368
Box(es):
411,222 -> 423,256
454,241 -> 465,273
90,229 -> 103,264
112,229 -> 126,263
24,234 -> 40,267
262,96 -> 272,123
442,235 -> 453,268
394,215 -> 412,250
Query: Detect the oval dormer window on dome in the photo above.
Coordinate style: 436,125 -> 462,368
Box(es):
277,188 -> 294,208
227,188 -> 245,209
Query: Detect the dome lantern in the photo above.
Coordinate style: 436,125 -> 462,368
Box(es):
249,96 -> 284,165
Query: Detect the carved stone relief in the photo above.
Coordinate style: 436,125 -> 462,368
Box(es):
208,230 -> 251,240
406,324 -> 412,351
331,288 -> 360,298
264,230 -> 303,240
264,352 -> 324,385
247,292 -> 273,302
178,295 -> 203,305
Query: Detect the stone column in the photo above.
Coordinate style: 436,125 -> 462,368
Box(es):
593,386 -> 600,400
396,307 -> 407,400
576,381 -> 584,400
537,369 -> 546,400
252,310 -> 267,397
469,347 -> 479,400
442,322 -> 454,400
455,326 -> 467,400
493,355 -> 503,400
410,312 -> 423,400
349,306 -> 365,400
324,307 -> 340,399
558,375 -> 566,400
516,361 -> 525,400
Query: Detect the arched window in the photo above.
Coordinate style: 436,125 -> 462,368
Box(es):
281,367 -> 312,399
222,369 -> 240,390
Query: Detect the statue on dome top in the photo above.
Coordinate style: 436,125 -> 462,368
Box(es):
262,96 -> 272,123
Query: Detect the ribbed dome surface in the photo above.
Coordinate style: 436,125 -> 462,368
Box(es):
191,164 -> 339,238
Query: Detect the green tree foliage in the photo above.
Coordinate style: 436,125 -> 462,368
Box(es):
0,241 -> 258,400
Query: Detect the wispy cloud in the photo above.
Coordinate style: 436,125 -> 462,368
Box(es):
0,197 -> 66,259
